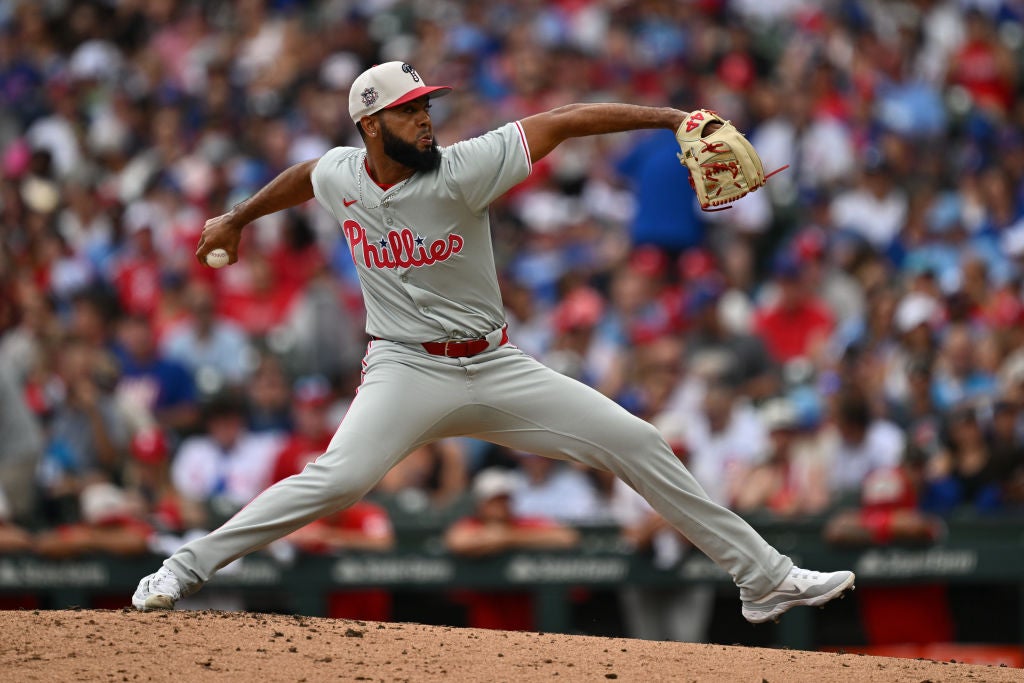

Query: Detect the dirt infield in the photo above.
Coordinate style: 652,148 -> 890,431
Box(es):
2,609 -> 1021,682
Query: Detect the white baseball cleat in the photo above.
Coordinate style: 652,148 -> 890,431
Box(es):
741,566 -> 855,624
132,566 -> 183,611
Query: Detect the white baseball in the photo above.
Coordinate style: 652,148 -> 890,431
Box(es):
206,248 -> 230,269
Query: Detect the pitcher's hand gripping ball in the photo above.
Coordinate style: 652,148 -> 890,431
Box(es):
675,109 -> 787,211
205,248 -> 230,269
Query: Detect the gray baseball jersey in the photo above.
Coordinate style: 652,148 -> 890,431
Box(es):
159,119 -> 794,608
311,121 -> 531,343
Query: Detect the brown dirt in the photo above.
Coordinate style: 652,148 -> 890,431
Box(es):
2,609 -> 1021,682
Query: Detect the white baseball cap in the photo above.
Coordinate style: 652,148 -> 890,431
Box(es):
348,61 -> 452,123
471,468 -> 520,502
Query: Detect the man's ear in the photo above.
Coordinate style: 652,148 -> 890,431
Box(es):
362,116 -> 378,138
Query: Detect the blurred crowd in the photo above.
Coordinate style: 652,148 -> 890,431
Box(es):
3,0 -> 1024,639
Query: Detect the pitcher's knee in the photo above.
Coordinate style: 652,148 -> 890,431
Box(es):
300,458 -> 381,505
623,418 -> 670,452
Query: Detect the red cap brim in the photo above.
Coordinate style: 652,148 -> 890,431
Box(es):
385,85 -> 452,110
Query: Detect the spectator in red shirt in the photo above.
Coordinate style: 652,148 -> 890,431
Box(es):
754,252 -> 833,364
111,202 -> 164,319
824,453 -> 953,646
286,500 -> 395,621
445,468 -> 579,631
269,375 -> 336,484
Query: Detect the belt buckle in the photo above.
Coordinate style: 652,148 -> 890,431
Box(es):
444,339 -> 453,357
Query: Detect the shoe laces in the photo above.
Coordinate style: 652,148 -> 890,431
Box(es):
790,567 -> 821,581
151,567 -> 181,598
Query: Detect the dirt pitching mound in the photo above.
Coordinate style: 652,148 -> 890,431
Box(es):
2,609 -> 1021,682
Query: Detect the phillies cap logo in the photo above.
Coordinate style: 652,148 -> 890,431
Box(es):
361,87 -> 379,108
401,63 -> 420,82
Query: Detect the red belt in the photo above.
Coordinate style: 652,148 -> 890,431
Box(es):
373,327 -> 509,358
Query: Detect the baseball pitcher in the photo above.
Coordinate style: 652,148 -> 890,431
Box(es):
133,62 -> 853,625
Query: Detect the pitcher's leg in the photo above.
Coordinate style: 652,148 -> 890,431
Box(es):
164,344 -> 461,593
165,429 -> 406,591
469,350 -> 791,600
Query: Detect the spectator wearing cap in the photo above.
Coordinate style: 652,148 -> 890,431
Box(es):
445,468 -> 579,631
544,285 -> 626,398
734,398 -> 830,517
753,251 -> 834,365
268,375 -> 337,485
123,427 -> 185,534
161,280 -> 255,392
170,391 -> 284,529
113,314 -> 199,435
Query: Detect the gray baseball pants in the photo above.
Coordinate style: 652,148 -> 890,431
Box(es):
165,340 -> 792,601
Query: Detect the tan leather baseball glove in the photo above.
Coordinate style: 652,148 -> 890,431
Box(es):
675,109 -> 786,211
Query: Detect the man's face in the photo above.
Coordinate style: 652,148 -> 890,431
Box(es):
377,97 -> 441,172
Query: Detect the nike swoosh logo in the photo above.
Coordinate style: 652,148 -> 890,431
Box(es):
772,587 -> 804,596
343,198 -> 357,207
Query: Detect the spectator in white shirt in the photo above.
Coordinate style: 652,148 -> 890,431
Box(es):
822,387 -> 905,502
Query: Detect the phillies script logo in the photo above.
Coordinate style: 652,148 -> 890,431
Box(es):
343,220 -> 463,269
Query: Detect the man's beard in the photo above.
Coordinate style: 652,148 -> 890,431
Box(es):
381,122 -> 441,172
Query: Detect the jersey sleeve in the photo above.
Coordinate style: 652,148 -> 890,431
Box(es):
443,121 -> 532,214
311,147 -> 360,219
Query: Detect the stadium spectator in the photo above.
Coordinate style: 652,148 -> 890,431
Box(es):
268,375 -> 336,485
4,0 -> 1024,640
245,351 -> 295,434
753,252 -> 833,365
286,499 -> 395,622
37,337 -> 128,523
170,391 -> 283,530
122,426 -> 186,535
921,404 -> 1003,515
683,278 -> 779,401
445,468 -> 579,631
825,457 -> 953,646
35,481 -> 153,559
376,440 -> 469,511
680,379 -> 768,508
822,387 -> 905,504
510,452 -> 604,526
161,280 -> 255,392
734,397 -> 830,517
113,314 -> 199,436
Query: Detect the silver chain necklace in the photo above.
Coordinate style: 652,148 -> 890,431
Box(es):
357,152 -> 413,210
